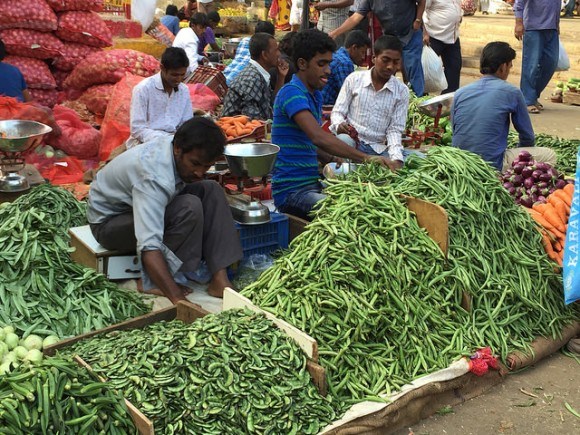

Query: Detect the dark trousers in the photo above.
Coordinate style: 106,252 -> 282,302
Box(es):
90,180 -> 242,275
428,37 -> 462,94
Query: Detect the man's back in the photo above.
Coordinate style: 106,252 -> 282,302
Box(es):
321,46 -> 354,105
0,62 -> 27,102
452,76 -> 534,170
221,62 -> 273,120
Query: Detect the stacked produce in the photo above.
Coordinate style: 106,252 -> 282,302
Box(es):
242,147 -> 575,405
0,356 -> 137,433
64,309 -> 338,433
508,131 -> 579,174
0,325 -> 59,375
216,115 -> 265,141
405,93 -> 451,146
0,185 -> 150,338
500,150 -> 573,207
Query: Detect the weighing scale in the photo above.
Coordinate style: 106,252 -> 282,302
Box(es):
405,93 -> 455,148
0,120 -> 51,194
222,143 -> 280,225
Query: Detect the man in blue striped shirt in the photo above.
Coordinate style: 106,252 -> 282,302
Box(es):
272,29 -> 395,220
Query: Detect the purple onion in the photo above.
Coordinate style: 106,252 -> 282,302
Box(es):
520,194 -> 534,208
512,174 -> 524,187
537,181 -> 549,189
532,170 -> 543,180
521,167 -> 533,178
537,195 -> 546,203
508,187 -> 516,195
539,173 -> 552,183
518,150 -> 533,162
523,178 -> 535,189
555,179 -> 567,190
513,163 -> 525,175
535,162 -> 551,172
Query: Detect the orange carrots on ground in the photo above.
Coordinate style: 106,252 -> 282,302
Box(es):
528,184 -> 574,266
215,115 -> 264,141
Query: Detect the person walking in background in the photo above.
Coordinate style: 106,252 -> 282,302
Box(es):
161,5 -> 181,36
315,0 -> 354,46
514,0 -> 560,114
480,0 -> 490,14
423,0 -> 463,93
197,0 -> 215,14
289,0 -> 305,32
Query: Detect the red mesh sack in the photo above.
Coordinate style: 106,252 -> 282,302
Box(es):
46,0 -> 104,12
0,96 -> 61,138
78,84 -> 114,117
52,42 -> 100,72
4,56 -> 56,90
29,89 -> 59,108
187,83 -> 220,113
0,29 -> 64,60
99,74 -> 144,161
64,49 -> 160,90
56,11 -> 112,48
0,0 -> 58,32
51,69 -> 70,89
48,105 -> 101,159
41,156 -> 87,184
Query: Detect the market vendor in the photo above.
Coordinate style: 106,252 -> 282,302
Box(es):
452,41 -> 556,172
224,21 -> 275,85
173,13 -> 209,75
87,117 -> 242,303
331,35 -> 409,168
0,39 -> 32,102
221,33 -> 289,120
126,47 -> 193,149
198,11 -> 221,56
272,29 -> 395,221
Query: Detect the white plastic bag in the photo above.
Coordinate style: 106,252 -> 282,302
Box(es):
131,0 -> 156,30
556,39 -> 570,72
421,46 -> 448,94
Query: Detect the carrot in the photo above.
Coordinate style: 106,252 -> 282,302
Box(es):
548,195 -> 569,224
552,188 -> 572,207
532,202 -> 549,214
541,232 -> 559,262
563,182 -> 574,197
553,239 -> 563,252
541,203 -> 567,233
219,116 -> 236,123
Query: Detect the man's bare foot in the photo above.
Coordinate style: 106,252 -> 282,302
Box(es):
136,279 -> 165,296
178,284 -> 193,296
206,269 -> 234,298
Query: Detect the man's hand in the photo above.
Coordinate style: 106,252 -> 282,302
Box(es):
333,156 -> 345,168
365,155 -> 403,171
336,122 -> 351,135
413,19 -> 422,31
328,29 -> 338,40
277,58 -> 289,78
514,20 -> 524,40
201,57 -> 210,65
423,31 -> 430,46
314,2 -> 329,11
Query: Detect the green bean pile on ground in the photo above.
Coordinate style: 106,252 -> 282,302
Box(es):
242,187 -> 471,403
64,309 -> 337,435
507,131 -> 579,174
0,185 -> 150,337
0,357 -> 137,434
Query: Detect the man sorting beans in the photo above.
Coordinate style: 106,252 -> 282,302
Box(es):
87,117 -> 242,303
271,29 -> 395,221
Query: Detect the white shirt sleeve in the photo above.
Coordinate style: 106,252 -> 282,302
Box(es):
330,76 -> 352,134
130,84 -> 167,144
385,87 -> 409,162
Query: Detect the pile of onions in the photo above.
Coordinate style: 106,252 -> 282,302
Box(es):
500,150 -> 574,208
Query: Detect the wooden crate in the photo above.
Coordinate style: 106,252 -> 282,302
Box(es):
563,91 -> 580,106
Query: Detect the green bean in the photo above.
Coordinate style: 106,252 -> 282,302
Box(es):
508,131 -> 579,174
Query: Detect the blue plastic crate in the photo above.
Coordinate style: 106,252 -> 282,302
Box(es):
235,213 -> 289,258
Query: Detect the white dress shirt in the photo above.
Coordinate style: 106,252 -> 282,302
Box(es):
173,27 -> 205,74
331,69 -> 409,161
249,59 -> 271,83
423,0 -> 462,45
127,72 -> 193,148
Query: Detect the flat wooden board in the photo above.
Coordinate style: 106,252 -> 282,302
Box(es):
223,287 -> 319,361
563,91 -> 580,106
404,196 -> 449,256
285,213 -> 309,242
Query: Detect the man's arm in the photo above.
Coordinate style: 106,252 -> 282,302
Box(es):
513,0 -> 524,40
512,91 -> 535,147
384,90 -> 409,165
330,76 -> 352,134
315,0 -> 354,11
329,12 -> 365,39
414,0 -> 426,31
142,251 -> 187,303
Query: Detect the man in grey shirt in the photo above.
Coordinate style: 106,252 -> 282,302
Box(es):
87,117 -> 242,302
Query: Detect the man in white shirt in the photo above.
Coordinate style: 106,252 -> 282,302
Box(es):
127,47 -> 193,149
173,13 -> 209,75
331,35 -> 410,168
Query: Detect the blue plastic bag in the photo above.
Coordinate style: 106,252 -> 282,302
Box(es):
563,147 -> 580,304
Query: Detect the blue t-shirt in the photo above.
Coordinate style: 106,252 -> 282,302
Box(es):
321,47 -> 354,106
451,76 -> 534,171
160,15 -> 180,36
0,63 -> 27,102
272,75 -> 323,206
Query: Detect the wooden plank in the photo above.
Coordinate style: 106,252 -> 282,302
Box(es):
404,196 -> 449,256
306,360 -> 327,397
222,287 -> 319,361
563,91 -> 580,106
285,213 -> 309,242
175,300 -> 211,322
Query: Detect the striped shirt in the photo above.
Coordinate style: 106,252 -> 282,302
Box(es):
321,47 -> 355,106
317,0 -> 351,34
330,69 -> 409,161
272,75 -> 323,207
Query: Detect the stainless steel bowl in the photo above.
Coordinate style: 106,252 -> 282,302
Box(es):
322,162 -> 361,179
0,120 -> 52,154
418,92 -> 455,118
223,39 -> 241,58
224,143 -> 280,178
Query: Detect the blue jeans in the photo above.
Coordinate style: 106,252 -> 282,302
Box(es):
337,134 -> 424,161
402,30 -> 425,97
277,182 -> 326,221
520,29 -> 559,106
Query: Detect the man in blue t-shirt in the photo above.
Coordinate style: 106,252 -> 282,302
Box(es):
272,29 -> 395,221
0,39 -> 31,102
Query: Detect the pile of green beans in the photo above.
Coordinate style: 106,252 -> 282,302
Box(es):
242,187 -> 471,403
0,185 -> 150,337
350,147 -> 576,360
64,309 -> 337,434
0,357 -> 137,434
508,131 -> 579,174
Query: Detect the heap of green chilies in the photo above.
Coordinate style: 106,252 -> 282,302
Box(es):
0,185 -> 150,337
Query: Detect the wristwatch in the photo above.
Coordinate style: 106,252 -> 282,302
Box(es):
415,19 -> 422,24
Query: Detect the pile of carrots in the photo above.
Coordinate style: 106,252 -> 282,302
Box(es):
216,115 -> 264,141
526,183 -> 574,266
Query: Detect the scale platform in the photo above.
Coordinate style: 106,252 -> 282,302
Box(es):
0,164 -> 45,203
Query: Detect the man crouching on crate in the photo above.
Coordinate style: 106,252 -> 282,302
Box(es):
87,117 -> 242,303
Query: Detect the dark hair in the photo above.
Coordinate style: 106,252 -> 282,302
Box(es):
480,41 -> 516,74
0,39 -> 5,61
207,11 -> 220,23
161,47 -> 190,70
255,20 -> 275,36
249,33 -> 275,61
345,30 -> 371,49
279,31 -> 297,57
374,35 -> 403,55
190,12 -> 208,27
165,4 -> 178,16
292,29 -> 336,68
173,117 -> 225,161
